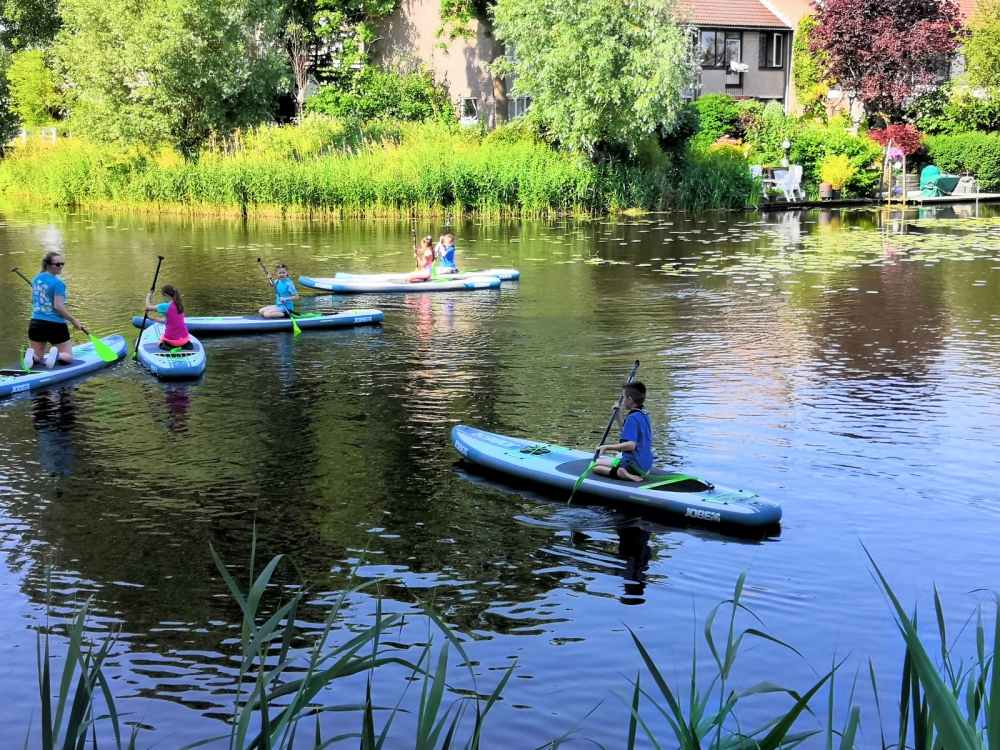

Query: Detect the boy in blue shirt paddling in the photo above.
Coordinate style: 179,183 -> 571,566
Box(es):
593,381 -> 654,482
259,263 -> 299,318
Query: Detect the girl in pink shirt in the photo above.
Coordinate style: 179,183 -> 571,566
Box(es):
144,285 -> 192,350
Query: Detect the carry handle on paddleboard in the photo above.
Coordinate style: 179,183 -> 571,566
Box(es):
134,256 -> 165,359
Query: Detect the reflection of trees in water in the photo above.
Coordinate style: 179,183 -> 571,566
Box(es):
808,240 -> 947,382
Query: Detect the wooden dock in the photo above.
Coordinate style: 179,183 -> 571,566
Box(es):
754,193 -> 1000,210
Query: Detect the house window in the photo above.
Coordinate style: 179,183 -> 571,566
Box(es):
760,32 -> 784,69
700,30 -> 741,69
460,97 -> 479,126
512,95 -> 532,119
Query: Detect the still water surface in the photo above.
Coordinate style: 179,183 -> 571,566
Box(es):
0,204 -> 999,747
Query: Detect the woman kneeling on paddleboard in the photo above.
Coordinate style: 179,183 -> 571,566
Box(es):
144,285 -> 193,350
24,251 -> 83,370
259,263 -> 299,318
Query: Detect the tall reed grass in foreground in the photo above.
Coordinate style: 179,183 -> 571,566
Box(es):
33,543 -> 994,749
0,122 -> 673,217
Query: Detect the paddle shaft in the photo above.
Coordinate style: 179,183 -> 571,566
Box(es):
592,359 -> 641,461
257,258 -> 296,317
134,256 -> 165,357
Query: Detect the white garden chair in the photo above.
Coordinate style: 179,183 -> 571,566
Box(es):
774,165 -> 805,201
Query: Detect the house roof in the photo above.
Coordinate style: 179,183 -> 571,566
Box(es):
682,0 -> 793,29
956,0 -> 976,21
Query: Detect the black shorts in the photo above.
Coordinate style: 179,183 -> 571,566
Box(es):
610,459 -> 644,480
159,340 -> 194,351
28,319 -> 71,346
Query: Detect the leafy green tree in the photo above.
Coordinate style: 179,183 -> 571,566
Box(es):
792,16 -> 829,118
691,93 -> 739,145
7,48 -> 57,126
963,0 -> 1000,93
0,0 -> 60,51
53,0 -> 289,152
306,68 -> 454,123
0,50 -> 22,140
491,0 -> 694,157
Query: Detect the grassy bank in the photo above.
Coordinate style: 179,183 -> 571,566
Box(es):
0,120 -> 680,217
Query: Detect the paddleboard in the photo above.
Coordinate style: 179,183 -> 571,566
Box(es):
452,425 -> 782,528
299,275 -> 502,294
333,268 -> 520,282
136,322 -> 206,379
131,309 -> 383,335
0,335 -> 128,398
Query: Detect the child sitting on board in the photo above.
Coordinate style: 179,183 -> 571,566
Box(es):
144,285 -> 193,351
592,381 -> 653,482
407,236 -> 435,282
435,233 -> 459,274
259,263 -> 299,318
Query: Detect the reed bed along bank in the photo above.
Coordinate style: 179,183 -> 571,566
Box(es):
0,122 -> 673,217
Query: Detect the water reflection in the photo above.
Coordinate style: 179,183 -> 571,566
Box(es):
31,387 -> 77,476
0,206 -> 998,748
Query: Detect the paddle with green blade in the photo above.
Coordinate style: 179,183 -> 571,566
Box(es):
12,268 -> 120,364
568,359 -> 640,505
257,258 -> 301,336
133,255 -> 164,360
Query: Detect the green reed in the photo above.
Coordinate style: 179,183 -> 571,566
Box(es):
32,541 -> 997,749
0,119 -> 770,216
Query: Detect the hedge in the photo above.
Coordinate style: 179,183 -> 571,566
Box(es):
924,132 -> 1000,191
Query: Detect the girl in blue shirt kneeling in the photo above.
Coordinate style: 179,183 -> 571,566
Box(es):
259,263 -> 300,318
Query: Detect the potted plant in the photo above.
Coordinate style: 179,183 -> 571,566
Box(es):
818,182 -> 834,199
819,154 -> 856,199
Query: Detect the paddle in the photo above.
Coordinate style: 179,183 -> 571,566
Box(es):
257,258 -> 301,336
412,227 -> 418,270
12,268 -> 120,363
133,255 -> 165,360
568,359 -> 641,505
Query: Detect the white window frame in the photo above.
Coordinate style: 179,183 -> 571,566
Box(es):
460,97 -> 479,126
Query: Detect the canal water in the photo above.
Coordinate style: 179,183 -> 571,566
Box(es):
0,204 -> 998,748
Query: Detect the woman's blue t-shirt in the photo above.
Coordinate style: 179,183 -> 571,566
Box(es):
274,278 -> 296,311
31,272 -> 68,323
620,409 -> 653,473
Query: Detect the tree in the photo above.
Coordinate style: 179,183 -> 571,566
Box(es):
0,0 -> 61,51
491,0 -> 694,156
810,0 -> 961,124
7,48 -> 57,125
792,16 -> 830,118
963,0 -> 1000,93
0,50 -> 22,140
53,0 -> 289,152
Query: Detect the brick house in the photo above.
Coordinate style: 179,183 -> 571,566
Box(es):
683,0 -> 805,111
369,0 -> 822,125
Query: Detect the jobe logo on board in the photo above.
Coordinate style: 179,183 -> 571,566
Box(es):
686,507 -> 722,523
354,316 -> 373,323
12,383 -> 30,393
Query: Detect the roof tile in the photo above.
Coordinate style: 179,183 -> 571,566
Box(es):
681,0 -> 792,28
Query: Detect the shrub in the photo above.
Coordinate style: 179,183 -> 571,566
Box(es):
306,68 -> 455,124
819,153 -> 856,189
925,132 -> 1000,190
868,124 -> 924,155
744,100 -> 799,164
674,144 -> 753,210
791,126 -> 882,197
692,93 -> 740,144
